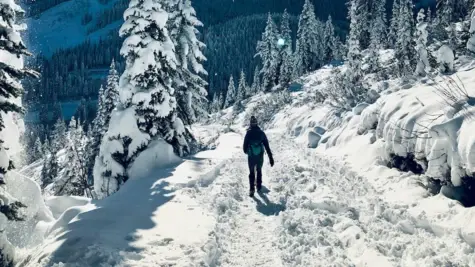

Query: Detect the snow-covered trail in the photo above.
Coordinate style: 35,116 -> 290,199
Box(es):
185,132 -> 474,267
20,129 -> 474,266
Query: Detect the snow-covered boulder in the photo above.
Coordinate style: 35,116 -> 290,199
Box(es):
352,102 -> 369,115
313,126 -> 326,135
357,102 -> 381,135
308,131 -> 322,148
437,45 -> 455,73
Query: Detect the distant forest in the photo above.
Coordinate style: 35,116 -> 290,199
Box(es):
22,0 -> 435,122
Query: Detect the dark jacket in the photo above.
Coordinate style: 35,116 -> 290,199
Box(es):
243,126 -> 272,157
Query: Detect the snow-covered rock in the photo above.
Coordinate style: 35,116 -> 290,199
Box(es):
352,102 -> 369,115
307,131 -> 321,148
437,45 -> 455,73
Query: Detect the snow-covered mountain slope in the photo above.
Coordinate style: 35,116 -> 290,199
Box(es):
25,0 -> 122,56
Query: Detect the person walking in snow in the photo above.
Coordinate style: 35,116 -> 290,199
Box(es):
243,116 -> 274,197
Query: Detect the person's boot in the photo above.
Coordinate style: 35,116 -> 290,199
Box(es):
249,188 -> 255,197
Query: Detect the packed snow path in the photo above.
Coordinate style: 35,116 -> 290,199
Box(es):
185,131 -> 474,267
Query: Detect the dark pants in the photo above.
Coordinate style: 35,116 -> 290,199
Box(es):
248,154 -> 264,191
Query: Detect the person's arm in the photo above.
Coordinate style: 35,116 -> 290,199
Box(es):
243,131 -> 249,154
262,132 -> 274,166
262,132 -> 272,157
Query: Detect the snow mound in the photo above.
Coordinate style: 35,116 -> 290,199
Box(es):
20,130 -> 241,267
437,45 -> 455,73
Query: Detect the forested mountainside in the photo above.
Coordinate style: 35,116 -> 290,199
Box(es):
22,0 -> 348,120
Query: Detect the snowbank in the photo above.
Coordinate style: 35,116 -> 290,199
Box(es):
4,171 -> 54,251
20,130 -> 242,266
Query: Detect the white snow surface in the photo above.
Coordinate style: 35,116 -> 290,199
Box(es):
14,58 -> 475,266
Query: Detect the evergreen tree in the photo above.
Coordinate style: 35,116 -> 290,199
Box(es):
54,117 -> 88,196
167,0 -> 208,125
210,93 -> 220,112
33,137 -> 43,161
224,75 -> 236,108
278,9 -> 293,87
256,13 -> 280,91
366,0 -> 387,73
41,144 -> 59,190
347,0 -> 364,85
251,66 -> 261,94
86,60 -> 120,185
295,0 -> 320,75
333,37 -> 346,61
415,9 -> 431,76
0,0 -> 38,262
467,8 -> 475,53
51,118 -> 67,151
94,0 -> 190,198
323,15 -> 337,63
395,0 -> 416,76
237,70 -> 248,101
388,0 -> 401,47
370,0 -> 387,50
354,0 -> 371,49
102,60 -> 120,127
437,0 -> 469,25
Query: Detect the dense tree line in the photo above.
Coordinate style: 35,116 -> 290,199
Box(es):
24,37 -> 124,105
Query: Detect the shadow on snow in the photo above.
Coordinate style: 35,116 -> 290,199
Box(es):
252,186 -> 286,216
37,160 -> 191,266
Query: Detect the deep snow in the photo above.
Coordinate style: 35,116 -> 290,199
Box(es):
12,55 -> 475,266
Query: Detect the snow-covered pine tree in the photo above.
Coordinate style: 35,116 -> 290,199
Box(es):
210,93 -> 220,113
415,9 -> 431,76
256,13 -> 279,91
437,0 -> 469,25
279,9 -> 293,88
467,8 -> 475,53
370,0 -> 387,50
237,70 -> 247,101
224,75 -> 236,108
251,66 -> 261,94
333,37 -> 346,61
94,0 -> 189,198
323,15 -> 337,64
33,137 -> 43,161
0,0 -> 38,263
388,0 -> 401,47
295,0 -> 320,75
354,0 -> 371,50
347,0 -> 364,85
366,0 -> 387,73
102,60 -> 120,127
86,60 -> 119,184
54,117 -> 88,196
51,118 -> 67,152
217,92 -> 224,110
40,142 -> 59,190
167,0 -> 208,125
395,0 -> 416,76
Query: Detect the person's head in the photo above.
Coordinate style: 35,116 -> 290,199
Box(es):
250,116 -> 258,127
